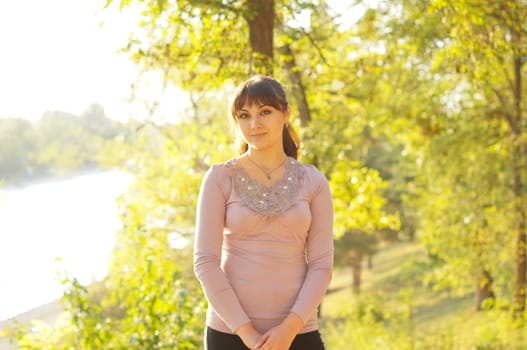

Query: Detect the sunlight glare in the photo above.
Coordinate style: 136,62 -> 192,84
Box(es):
0,0 -> 137,121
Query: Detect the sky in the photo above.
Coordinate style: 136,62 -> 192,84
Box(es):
0,0 -> 186,122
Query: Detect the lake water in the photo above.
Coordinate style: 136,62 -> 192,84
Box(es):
0,171 -> 133,321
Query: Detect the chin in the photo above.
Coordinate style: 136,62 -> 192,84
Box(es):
248,143 -> 270,151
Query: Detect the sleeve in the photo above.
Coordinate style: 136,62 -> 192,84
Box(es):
290,169 -> 334,323
193,165 -> 251,331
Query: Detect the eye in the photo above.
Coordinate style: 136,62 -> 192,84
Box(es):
260,109 -> 272,116
238,113 -> 249,119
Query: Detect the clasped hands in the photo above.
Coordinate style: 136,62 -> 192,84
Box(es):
236,313 -> 304,350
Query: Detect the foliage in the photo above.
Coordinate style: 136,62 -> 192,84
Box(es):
329,159 -> 399,292
105,0 -> 340,86
416,106 -> 515,297
2,90 -> 237,348
0,118 -> 35,180
1,318 -> 76,350
349,0 -> 527,313
330,160 -> 399,239
426,0 -> 527,316
323,242 -> 527,350
324,298 -> 527,350
0,104 -> 130,184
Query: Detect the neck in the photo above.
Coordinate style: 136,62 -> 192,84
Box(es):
246,149 -> 287,170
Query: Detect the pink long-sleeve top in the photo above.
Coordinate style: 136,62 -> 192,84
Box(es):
193,157 -> 334,335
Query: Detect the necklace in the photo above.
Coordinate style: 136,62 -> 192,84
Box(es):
247,154 -> 288,180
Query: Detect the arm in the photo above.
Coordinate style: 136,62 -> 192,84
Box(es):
193,165 -> 252,332
290,170 -> 334,322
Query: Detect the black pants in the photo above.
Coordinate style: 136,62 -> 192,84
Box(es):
205,327 -> 326,350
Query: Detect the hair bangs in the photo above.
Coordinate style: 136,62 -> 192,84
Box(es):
231,78 -> 287,119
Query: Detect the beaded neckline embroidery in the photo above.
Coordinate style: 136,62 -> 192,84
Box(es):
226,157 -> 305,217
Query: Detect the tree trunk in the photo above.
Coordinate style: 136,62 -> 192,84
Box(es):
246,0 -> 274,74
511,55 -> 526,318
278,43 -> 312,126
512,137 -> 526,318
350,254 -> 362,294
475,269 -> 495,311
367,254 -> 373,269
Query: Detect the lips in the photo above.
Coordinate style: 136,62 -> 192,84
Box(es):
251,132 -> 267,137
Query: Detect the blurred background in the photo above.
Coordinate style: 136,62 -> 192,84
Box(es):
0,0 -> 526,349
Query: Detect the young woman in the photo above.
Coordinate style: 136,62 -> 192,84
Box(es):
194,75 -> 334,350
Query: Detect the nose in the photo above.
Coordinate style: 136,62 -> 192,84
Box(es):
250,115 -> 259,128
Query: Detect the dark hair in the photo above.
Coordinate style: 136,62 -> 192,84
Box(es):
230,75 -> 300,159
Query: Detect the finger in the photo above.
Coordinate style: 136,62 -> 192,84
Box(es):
255,333 -> 270,348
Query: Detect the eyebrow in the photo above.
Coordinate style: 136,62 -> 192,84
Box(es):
239,104 -> 267,112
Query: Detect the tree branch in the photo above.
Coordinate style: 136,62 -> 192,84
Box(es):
491,86 -> 516,133
298,27 -> 329,66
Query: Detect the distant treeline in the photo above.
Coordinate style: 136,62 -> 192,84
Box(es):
0,104 -> 132,186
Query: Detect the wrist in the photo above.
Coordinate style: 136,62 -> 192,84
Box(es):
235,323 -> 261,349
281,312 -> 304,333
235,322 -> 254,336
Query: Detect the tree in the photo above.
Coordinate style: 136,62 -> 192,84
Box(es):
0,118 -> 35,181
351,0 -> 527,315
426,0 -> 527,316
330,160 -> 399,293
416,108 -> 512,310
105,0 -> 344,129
106,0 -> 279,83
335,229 -> 379,293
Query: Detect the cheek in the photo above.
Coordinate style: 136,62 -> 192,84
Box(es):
237,122 -> 250,137
273,120 -> 285,133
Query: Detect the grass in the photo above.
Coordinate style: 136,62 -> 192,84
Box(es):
320,241 -> 527,350
323,241 -> 474,319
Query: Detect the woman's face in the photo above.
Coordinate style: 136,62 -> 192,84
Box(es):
236,102 -> 290,152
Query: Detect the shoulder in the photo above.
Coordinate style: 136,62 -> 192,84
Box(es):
293,160 -> 330,197
297,161 -> 328,185
205,157 -> 239,177
295,161 -> 332,206
199,159 -> 237,197
203,157 -> 244,185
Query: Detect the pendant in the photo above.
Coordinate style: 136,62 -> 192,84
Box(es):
266,174 -> 271,180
